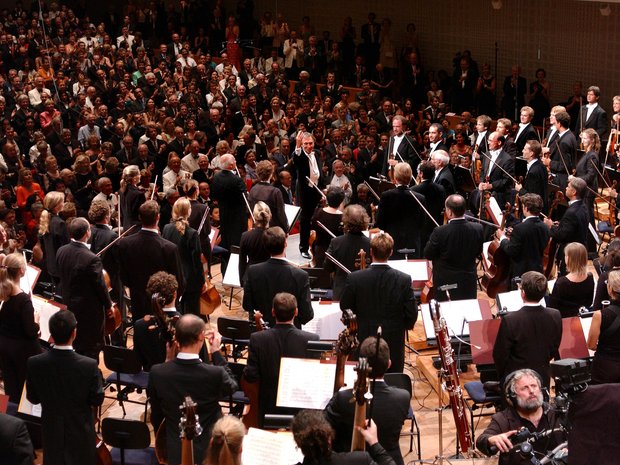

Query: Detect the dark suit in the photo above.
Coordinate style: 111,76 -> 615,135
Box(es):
433,166 -> 455,197
382,134 -> 420,173
117,229 -> 184,320
411,179 -> 445,246
375,186 -> 427,259
481,149 -> 515,206
548,130 -> 576,189
293,147 -> 324,251
243,258 -> 313,328
133,309 -> 180,371
514,123 -> 538,152
424,218 -> 484,301
89,224 -> 120,289
0,413 -> 34,465
243,324 -> 319,427
249,182 -> 288,231
493,304 -> 562,387
340,264 -> 418,373
499,216 -> 549,279
579,103 -> 609,141
549,199 -> 589,274
27,349 -> 104,465
325,381 -> 410,465
39,214 -> 69,283
188,199 -> 211,267
148,352 -> 237,465
56,242 -> 112,358
120,184 -> 146,230
518,159 -> 548,212
210,169 -> 248,252
324,232 -> 371,300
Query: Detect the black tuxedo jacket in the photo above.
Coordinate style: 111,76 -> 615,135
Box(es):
27,349 -> 104,465
412,179 -> 445,246
340,265 -> 418,373
166,138 -> 188,157
210,170 -> 248,250
162,224 -> 205,292
293,148 -> 324,210
89,224 -> 119,280
231,111 -> 258,137
580,104 -> 609,141
53,142 -> 79,169
249,182 -> 288,231
499,216 -> 549,278
482,149 -> 515,205
120,184 -> 146,230
40,213 -> 69,280
148,353 -> 237,465
324,232 -> 371,300
243,324 -> 319,426
548,130 -> 576,188
424,218 -> 484,301
0,413 -> 34,465
188,199 -> 211,262
243,258 -> 313,328
433,165 -> 455,197
550,199 -> 589,268
514,123 -> 538,152
56,242 -> 112,352
493,305 -> 562,387
519,159 -> 548,212
117,230 -> 183,319
326,381 -> 410,465
375,186 -> 427,259
382,134 -> 420,173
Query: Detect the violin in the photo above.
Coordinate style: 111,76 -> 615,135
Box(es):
350,357 -> 371,452
481,202 -> 512,298
102,269 -> 122,337
355,249 -> 369,270
334,309 -> 359,393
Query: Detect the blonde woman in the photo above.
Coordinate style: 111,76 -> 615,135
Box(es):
0,253 -> 41,402
239,201 -> 272,283
203,416 -> 245,465
119,165 -> 146,230
162,198 -> 204,315
548,242 -> 595,318
39,191 -> 69,286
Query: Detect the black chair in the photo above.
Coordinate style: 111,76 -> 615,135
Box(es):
217,317 -> 251,361
224,362 -> 251,417
101,418 -> 158,465
463,381 -> 503,444
263,414 -> 294,430
103,345 -> 149,418
384,373 -> 421,461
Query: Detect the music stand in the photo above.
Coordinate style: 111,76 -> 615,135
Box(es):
454,165 -> 476,195
221,246 -> 242,310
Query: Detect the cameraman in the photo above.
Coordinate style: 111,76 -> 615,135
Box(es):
476,369 -> 565,465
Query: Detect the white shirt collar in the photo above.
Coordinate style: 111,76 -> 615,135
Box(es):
70,239 -> 91,249
526,158 -> 537,170
142,227 -> 159,234
177,352 -> 201,360
53,344 -> 74,350
569,199 -> 579,205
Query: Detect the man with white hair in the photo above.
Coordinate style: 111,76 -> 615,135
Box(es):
430,150 -> 455,196
27,76 -> 50,107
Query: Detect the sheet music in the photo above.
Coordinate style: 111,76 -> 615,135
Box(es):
579,316 -> 596,357
420,299 -> 484,340
496,290 -> 545,313
33,296 -> 63,342
387,259 -> 429,281
241,428 -> 303,465
221,251 -> 241,287
19,264 -> 40,294
284,204 -> 301,233
276,358 -> 356,409
303,301 -> 345,339
18,384 -> 41,418
482,241 -> 492,271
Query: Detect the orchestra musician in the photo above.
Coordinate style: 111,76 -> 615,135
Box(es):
184,180 -> 212,274
56,217 -> 112,361
119,165 -> 147,231
413,160 -> 445,246
239,201 -> 271,284
430,150 -> 455,197
39,191 -> 69,290
26,310 -> 104,465
340,232 -> 418,373
572,128 -> 599,256
148,314 -> 237,465
543,177 -> 589,276
424,194 -> 484,301
204,416 -> 246,465
248,160 -> 288,231
242,226 -> 313,328
540,105 -> 565,159
497,193 -> 549,280
608,95 -> 620,167
513,106 -> 538,153
496,118 -> 518,159
375,162 -> 427,260
311,186 -> 344,267
514,140 -> 548,213
382,115 -> 419,176
427,123 -> 449,156
242,292 -> 319,427
579,85 -> 609,144
476,369 -> 565,465
542,110 -> 575,190
325,336 -> 410,465
492,272 -> 562,388
293,131 -> 324,260
324,204 -> 371,300
473,114 -> 491,157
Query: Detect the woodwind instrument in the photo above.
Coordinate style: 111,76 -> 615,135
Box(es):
429,299 -> 473,454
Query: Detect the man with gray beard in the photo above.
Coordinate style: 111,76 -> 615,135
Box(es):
476,369 -> 566,465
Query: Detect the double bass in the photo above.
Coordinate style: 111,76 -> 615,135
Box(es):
350,357 -> 371,452
481,202 -> 512,298
179,397 -> 202,465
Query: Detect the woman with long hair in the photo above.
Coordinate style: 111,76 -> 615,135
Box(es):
39,191 -> 69,286
120,165 -> 146,230
0,253 -> 42,402
162,197 -> 204,315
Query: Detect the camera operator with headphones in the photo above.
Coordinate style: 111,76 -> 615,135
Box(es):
476,369 -> 566,465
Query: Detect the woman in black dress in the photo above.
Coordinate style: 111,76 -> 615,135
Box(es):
162,197 -> 204,316
39,191 -> 69,287
572,128 -> 599,253
588,269 -> 620,384
311,186 -> 345,267
120,165 -> 146,231
239,201 -> 272,284
548,242 -> 595,317
0,253 -> 42,402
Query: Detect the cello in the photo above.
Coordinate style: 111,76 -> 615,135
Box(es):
334,309 -> 359,392
350,357 -> 371,452
481,202 -> 512,298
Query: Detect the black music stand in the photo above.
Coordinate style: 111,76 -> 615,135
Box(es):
454,165 -> 476,195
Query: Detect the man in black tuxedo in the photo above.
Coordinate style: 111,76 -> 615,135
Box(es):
324,204 -> 371,300
243,292 -> 319,427
375,162 -> 427,260
412,161 -> 445,247
166,126 -> 189,157
493,272 -> 562,387
579,85 -> 609,143
427,123 -> 449,157
382,115 -> 420,175
473,114 -> 491,155
340,232 -> 418,373
56,218 -> 113,361
470,131 -> 515,213
542,110 -> 575,190
54,129 -> 80,169
325,336 -> 410,465
0,413 -> 34,465
118,201 -> 184,320
148,314 -> 237,465
497,194 -> 550,281
277,170 -> 295,205
513,106 -> 538,153
293,131 -> 323,259
27,310 -> 104,465
243,227 -> 313,329
543,177 -> 589,276
430,150 -> 455,197
515,140 -> 549,213
424,194 -> 484,301
210,154 -> 248,273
